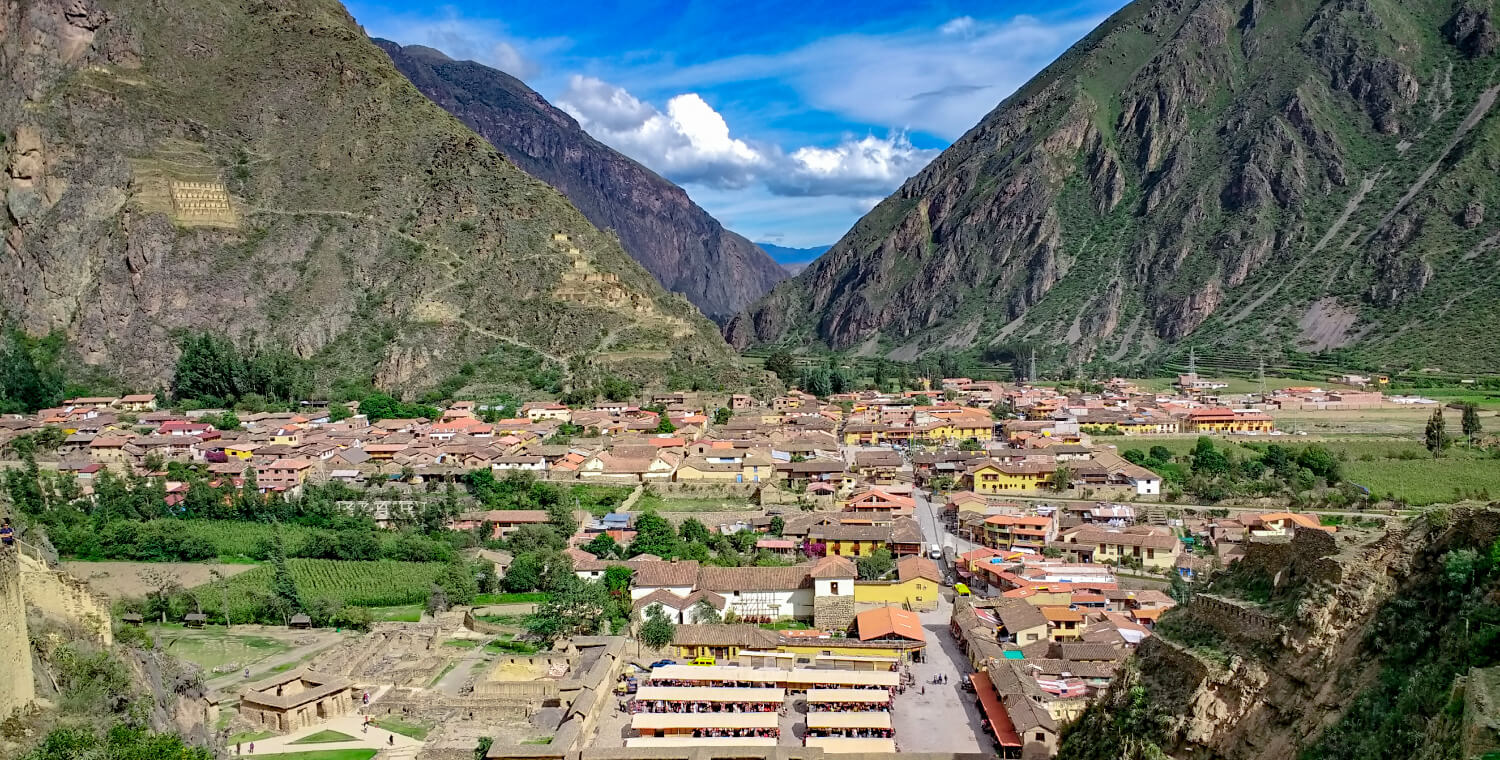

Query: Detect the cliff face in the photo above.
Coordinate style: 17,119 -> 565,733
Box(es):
729,0 -> 1500,372
0,0 -> 738,395
376,41 -> 788,323
1061,510 -> 1500,760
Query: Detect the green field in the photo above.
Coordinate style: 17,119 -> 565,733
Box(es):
372,717 -> 431,740
148,625 -> 291,671
199,559 -> 446,621
248,751 -> 375,760
1126,437 -> 1500,506
366,604 -> 422,622
473,592 -> 548,605
290,730 -> 357,745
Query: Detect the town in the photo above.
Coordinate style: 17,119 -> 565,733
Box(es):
5,366 -> 1484,760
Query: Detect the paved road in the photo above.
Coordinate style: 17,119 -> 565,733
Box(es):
912,488 -> 978,559
892,593 -> 986,753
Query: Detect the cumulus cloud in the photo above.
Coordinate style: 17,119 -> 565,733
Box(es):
561,76 -> 935,197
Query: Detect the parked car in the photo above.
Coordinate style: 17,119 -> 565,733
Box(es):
649,659 -> 676,669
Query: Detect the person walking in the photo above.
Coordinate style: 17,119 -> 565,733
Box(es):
388,734 -> 395,746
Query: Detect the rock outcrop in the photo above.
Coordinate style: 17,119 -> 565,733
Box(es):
729,0 -> 1500,373
376,40 -> 787,324
0,0 -> 738,394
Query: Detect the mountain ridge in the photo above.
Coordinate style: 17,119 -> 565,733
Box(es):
0,0 -> 738,396
728,0 -> 1500,374
375,39 -> 788,323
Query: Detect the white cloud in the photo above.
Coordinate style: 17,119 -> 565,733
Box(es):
560,76 -> 936,197
642,9 -> 1113,140
940,16 -> 978,36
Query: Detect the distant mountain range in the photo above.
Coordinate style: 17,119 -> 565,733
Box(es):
730,0 -> 1500,374
377,40 -> 787,323
756,243 -> 832,275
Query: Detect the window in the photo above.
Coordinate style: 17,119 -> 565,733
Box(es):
1035,732 -> 1045,742
830,582 -> 839,594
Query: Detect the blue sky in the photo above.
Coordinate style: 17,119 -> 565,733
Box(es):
347,0 -> 1129,247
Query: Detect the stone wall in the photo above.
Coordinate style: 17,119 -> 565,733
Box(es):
1235,527 -> 1343,591
1,552 -> 36,719
1183,594 -> 1284,644
812,595 -> 854,632
17,552 -> 113,646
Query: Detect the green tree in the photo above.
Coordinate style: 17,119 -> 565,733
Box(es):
1190,437 -> 1230,476
639,606 -> 677,651
435,558 -> 480,605
267,526 -> 302,622
1425,408 -> 1446,459
629,511 -> 678,557
768,516 -> 785,537
690,599 -> 722,624
328,403 -> 352,422
503,552 -> 544,592
526,576 -> 607,642
655,415 -> 677,434
0,328 -> 65,414
764,350 -> 797,383
1462,403 -> 1483,446
24,723 -> 215,760
713,407 -> 733,425
213,410 -> 241,431
1047,465 -> 1073,492
912,395 -> 931,406
474,737 -> 494,760
583,531 -> 621,558
855,548 -> 894,580
678,518 -> 711,546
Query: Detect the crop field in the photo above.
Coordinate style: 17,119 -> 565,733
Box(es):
1121,436 -> 1500,505
201,559 -> 445,619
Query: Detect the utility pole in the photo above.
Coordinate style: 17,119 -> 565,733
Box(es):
1028,350 -> 1037,384
1258,359 -> 1267,400
1188,348 -> 1197,378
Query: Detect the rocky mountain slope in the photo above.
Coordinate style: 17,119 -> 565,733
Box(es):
728,0 -> 1500,373
1,0 -> 739,396
376,41 -> 787,323
1059,509 -> 1500,760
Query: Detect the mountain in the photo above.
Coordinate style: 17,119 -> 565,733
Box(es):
756,243 -> 832,275
1058,508 -> 1500,760
0,0 -> 739,396
375,41 -> 788,324
728,0 -> 1500,373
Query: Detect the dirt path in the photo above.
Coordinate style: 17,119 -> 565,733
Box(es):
206,630 -> 349,693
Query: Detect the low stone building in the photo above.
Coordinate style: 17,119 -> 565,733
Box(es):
238,669 -> 355,733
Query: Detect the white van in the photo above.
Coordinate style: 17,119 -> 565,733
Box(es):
929,544 -> 944,560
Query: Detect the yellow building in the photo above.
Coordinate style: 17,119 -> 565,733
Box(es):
224,444 -> 258,460
1040,606 -> 1085,641
813,523 -> 890,557
270,428 -> 301,446
853,556 -> 941,611
964,461 -> 1054,494
1183,408 -> 1275,434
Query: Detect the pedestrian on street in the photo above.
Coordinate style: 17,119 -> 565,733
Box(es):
236,742 -> 241,755
389,734 -> 395,746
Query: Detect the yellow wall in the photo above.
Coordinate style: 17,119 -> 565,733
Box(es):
778,643 -> 908,660
1089,542 -> 1178,570
971,467 -> 1051,494
826,539 -> 885,557
854,578 -> 937,611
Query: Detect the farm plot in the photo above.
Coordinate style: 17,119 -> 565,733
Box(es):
200,559 -> 445,620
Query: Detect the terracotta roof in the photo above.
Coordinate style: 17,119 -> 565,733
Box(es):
896,556 -> 941,583
697,565 -> 812,592
671,623 -> 779,648
633,560 -> 701,588
855,606 -> 926,642
807,555 -> 857,579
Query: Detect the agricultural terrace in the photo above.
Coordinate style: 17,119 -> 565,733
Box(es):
198,559 -> 448,623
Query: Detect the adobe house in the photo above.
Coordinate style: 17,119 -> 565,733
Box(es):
238,669 -> 354,733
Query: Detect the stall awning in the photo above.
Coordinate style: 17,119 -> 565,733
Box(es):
971,670 -> 1022,747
